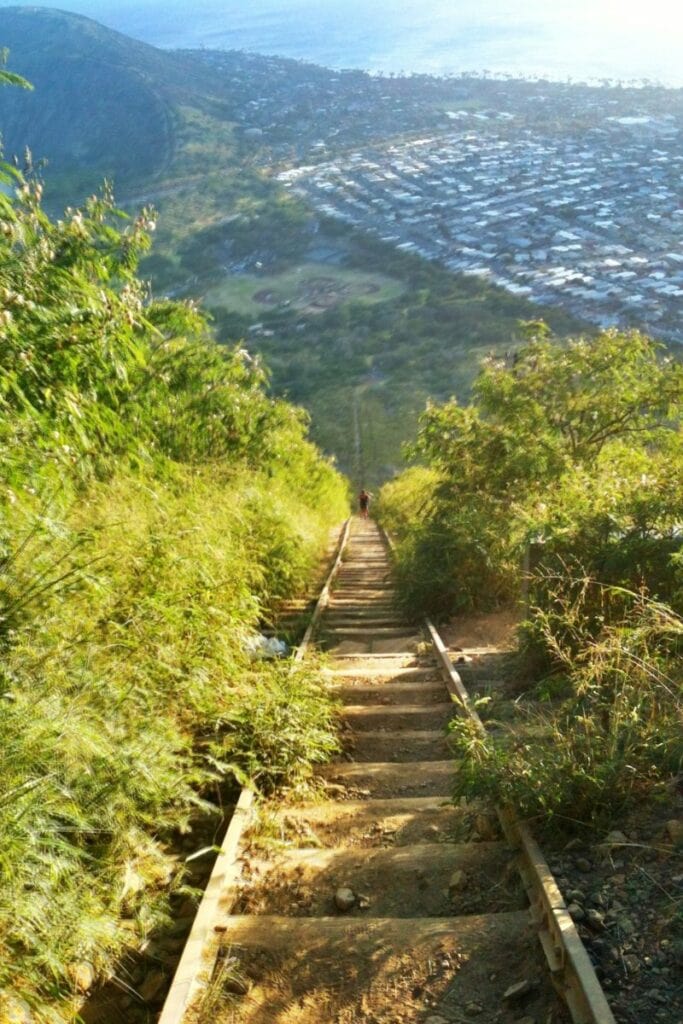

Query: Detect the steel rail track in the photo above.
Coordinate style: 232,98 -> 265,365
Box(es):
382,525 -> 615,1024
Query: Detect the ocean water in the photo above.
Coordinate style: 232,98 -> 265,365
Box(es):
7,0 -> 683,85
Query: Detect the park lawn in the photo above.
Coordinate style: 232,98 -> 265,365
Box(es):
203,262 -> 405,317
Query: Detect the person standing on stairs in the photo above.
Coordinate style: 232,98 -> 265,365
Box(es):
358,488 -> 371,519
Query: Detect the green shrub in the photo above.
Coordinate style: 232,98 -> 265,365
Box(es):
451,584 -> 683,826
220,660 -> 340,792
380,327 -> 683,617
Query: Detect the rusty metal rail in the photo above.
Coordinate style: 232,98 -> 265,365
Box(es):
158,519 -> 351,1024
425,616 -> 616,1024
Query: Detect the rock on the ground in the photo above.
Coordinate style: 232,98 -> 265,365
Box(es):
665,819 -> 683,847
575,857 -> 592,872
67,961 -> 95,993
567,902 -> 585,921
586,908 -> 605,930
503,979 -> 534,1002
448,869 -> 467,892
334,886 -> 356,912
604,830 -> 628,845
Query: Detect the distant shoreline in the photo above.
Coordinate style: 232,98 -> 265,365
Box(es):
7,0 -> 683,89
170,47 -> 682,93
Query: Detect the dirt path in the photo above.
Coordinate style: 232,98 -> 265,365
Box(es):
211,519 -> 563,1024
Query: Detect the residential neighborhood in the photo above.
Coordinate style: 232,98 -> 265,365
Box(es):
278,110 -> 683,341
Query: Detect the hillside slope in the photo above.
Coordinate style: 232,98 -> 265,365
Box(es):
0,6 -> 234,192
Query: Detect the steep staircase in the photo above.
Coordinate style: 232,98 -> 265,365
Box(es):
215,518 -> 557,1024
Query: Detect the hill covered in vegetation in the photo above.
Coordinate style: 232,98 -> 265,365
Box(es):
0,6 -> 234,194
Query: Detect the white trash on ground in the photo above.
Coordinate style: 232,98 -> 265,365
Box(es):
244,634 -> 289,660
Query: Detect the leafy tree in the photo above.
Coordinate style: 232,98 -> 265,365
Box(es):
382,327 -> 683,614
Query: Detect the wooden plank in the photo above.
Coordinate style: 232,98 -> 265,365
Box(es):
294,518 -> 351,662
157,788 -> 255,1024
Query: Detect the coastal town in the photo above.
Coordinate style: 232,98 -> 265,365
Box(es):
277,108 -> 683,341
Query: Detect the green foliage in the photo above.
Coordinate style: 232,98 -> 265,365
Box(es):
0,47 -> 32,90
381,328 -> 683,615
220,660 -> 340,792
384,327 -> 683,827
213,235 -> 583,486
0,159 -> 347,1018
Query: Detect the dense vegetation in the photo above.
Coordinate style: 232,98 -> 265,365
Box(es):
379,326 -> 683,823
0,157 -> 346,1018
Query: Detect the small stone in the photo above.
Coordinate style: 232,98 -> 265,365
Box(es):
139,970 -> 166,1003
665,820 -> 683,847
576,857 -> 592,872
334,887 -> 356,912
566,889 -> 586,904
586,908 -> 605,930
448,869 -> 467,893
623,954 -> 640,974
465,1004 -> 483,1017
605,830 -> 628,846
357,893 -> 371,909
568,902 -> 585,922
68,961 -> 95,994
503,979 -> 533,1002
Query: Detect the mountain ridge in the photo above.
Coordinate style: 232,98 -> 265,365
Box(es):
0,6 -> 236,192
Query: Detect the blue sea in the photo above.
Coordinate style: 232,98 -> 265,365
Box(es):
7,0 -> 683,85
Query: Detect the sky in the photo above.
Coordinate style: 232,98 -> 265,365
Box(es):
4,0 -> 683,84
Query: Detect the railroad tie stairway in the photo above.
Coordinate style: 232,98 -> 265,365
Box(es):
212,518 -> 561,1024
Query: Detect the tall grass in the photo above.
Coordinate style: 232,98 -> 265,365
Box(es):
451,580 -> 683,827
0,174 -> 348,1018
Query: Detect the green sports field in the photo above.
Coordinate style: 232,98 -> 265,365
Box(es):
203,262 -> 405,317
